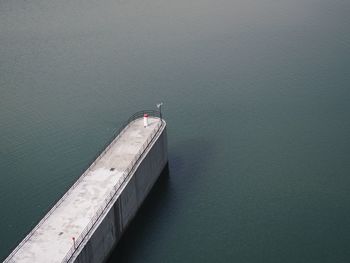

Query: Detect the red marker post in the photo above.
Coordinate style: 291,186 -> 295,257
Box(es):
143,113 -> 148,128
72,237 -> 76,249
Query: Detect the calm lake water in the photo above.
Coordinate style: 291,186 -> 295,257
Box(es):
1,0 -> 350,262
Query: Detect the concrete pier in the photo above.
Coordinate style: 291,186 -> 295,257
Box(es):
4,112 -> 168,263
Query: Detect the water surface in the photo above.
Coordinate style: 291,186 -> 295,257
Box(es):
1,0 -> 350,262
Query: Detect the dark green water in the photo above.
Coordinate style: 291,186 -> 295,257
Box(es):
1,0 -> 350,262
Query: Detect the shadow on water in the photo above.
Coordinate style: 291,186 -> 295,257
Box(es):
107,138 -> 215,262
107,163 -> 171,262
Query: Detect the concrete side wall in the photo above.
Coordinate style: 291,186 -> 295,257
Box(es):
74,126 -> 168,263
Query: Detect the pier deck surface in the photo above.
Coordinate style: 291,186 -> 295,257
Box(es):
6,117 -> 161,263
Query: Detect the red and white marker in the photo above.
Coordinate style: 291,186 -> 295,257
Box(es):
143,114 -> 148,128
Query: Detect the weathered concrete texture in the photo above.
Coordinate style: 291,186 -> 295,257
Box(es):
5,117 -> 167,263
73,122 -> 168,263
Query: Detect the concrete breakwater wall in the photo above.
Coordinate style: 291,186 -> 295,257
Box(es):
73,123 -> 168,263
4,112 -> 167,263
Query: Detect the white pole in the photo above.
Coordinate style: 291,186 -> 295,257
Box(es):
157,102 -> 163,121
